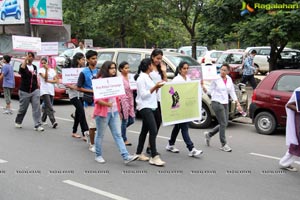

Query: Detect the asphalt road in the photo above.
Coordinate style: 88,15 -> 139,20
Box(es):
0,97 -> 299,200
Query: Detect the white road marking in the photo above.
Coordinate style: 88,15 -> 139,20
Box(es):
55,117 -> 74,122
128,130 -> 183,142
250,153 -> 300,165
63,180 -> 130,200
0,159 -> 8,164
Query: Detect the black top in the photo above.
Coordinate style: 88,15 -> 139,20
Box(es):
18,64 -> 39,93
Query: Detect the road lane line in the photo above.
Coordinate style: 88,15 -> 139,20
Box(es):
128,130 -> 184,142
250,153 -> 300,165
63,180 -> 130,200
0,159 -> 8,164
55,117 -> 74,122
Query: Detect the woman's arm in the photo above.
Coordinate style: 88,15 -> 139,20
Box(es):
287,102 -> 297,112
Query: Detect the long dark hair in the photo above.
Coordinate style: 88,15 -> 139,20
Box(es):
118,61 -> 129,72
134,58 -> 151,80
175,61 -> 188,76
151,48 -> 164,79
71,52 -> 85,67
97,61 -> 117,78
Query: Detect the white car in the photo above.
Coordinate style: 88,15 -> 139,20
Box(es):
198,50 -> 224,64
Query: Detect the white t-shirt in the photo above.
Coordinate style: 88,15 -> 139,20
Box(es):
149,70 -> 162,102
39,68 -> 56,96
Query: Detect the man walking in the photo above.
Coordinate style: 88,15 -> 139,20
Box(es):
241,50 -> 257,89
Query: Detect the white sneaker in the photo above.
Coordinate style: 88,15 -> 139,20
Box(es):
204,131 -> 210,146
89,145 -> 96,153
220,144 -> 232,152
95,156 -> 106,164
3,110 -> 10,114
136,153 -> 150,161
124,154 -> 139,165
149,155 -> 166,166
34,126 -> 44,132
15,123 -> 22,128
280,165 -> 298,172
165,144 -> 180,153
188,148 -> 203,157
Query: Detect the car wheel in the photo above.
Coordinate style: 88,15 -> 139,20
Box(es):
189,103 -> 212,129
16,11 -> 21,20
254,111 -> 277,135
1,12 -> 5,20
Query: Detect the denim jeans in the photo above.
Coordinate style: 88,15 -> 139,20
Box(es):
94,112 -> 129,160
209,101 -> 229,146
169,122 -> 194,151
121,116 -> 135,142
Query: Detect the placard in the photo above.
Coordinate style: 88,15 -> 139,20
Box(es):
296,91 -> 300,112
37,42 -> 59,56
92,77 -> 125,99
62,68 -> 83,84
202,64 -> 218,80
128,73 -> 137,90
187,66 -> 202,81
12,35 -> 41,52
0,0 -> 25,24
160,81 -> 202,126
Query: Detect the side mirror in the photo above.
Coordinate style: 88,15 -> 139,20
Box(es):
166,72 -> 175,79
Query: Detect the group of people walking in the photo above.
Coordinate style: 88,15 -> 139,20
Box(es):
1,48 -> 299,171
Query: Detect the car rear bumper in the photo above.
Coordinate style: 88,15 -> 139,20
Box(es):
249,102 -> 257,120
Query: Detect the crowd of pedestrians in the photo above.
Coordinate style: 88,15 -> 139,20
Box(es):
1,48 -> 299,170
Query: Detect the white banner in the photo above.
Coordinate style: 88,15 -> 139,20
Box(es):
37,42 -> 59,56
128,73 -> 137,90
202,65 -> 218,80
12,35 -> 41,52
62,68 -> 83,84
92,77 -> 125,100
0,0 -> 25,24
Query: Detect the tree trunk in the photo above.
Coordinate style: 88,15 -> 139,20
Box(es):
120,23 -> 126,48
191,32 -> 197,59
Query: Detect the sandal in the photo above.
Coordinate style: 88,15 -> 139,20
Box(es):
72,133 -> 81,138
125,141 -> 132,146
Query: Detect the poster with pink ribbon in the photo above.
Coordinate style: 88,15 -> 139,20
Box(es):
92,77 -> 125,100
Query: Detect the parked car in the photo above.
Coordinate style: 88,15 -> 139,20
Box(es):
198,50 -> 224,64
0,58 -> 68,100
177,46 -> 208,60
0,0 -> 21,21
95,48 -> 248,128
214,51 -> 245,82
277,49 -> 300,70
249,70 -> 300,135
244,46 -> 294,75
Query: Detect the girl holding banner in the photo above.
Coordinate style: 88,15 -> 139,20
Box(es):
166,61 -> 203,157
93,61 -> 138,164
135,58 -> 166,166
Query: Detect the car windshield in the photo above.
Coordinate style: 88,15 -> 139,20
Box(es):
216,53 -> 243,64
165,55 -> 200,67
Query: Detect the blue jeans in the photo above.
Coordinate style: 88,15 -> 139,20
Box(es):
169,122 -> 194,151
121,116 -> 135,142
95,112 -> 129,160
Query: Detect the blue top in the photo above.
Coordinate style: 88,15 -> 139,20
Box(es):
77,67 -> 98,107
2,63 -> 15,88
243,56 -> 256,75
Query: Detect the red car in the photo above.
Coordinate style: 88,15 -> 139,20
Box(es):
213,51 -> 245,82
0,58 -> 68,100
249,70 -> 300,135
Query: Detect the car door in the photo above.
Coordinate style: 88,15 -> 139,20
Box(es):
12,60 -> 21,95
270,74 -> 300,125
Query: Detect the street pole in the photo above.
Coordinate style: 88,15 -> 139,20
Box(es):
24,0 -> 31,36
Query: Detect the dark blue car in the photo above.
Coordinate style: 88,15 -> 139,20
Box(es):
0,0 -> 21,21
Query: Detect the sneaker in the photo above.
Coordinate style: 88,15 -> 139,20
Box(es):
85,132 -> 90,144
165,144 -> 180,153
95,156 -> 106,164
34,126 -> 44,132
220,144 -> 232,152
15,123 -> 22,128
204,131 -> 210,146
149,155 -> 165,166
89,144 -> 96,153
188,148 -> 203,157
280,165 -> 298,172
52,122 -> 58,128
124,154 -> 139,165
136,153 -> 150,161
3,110 -> 10,114
41,121 -> 48,126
